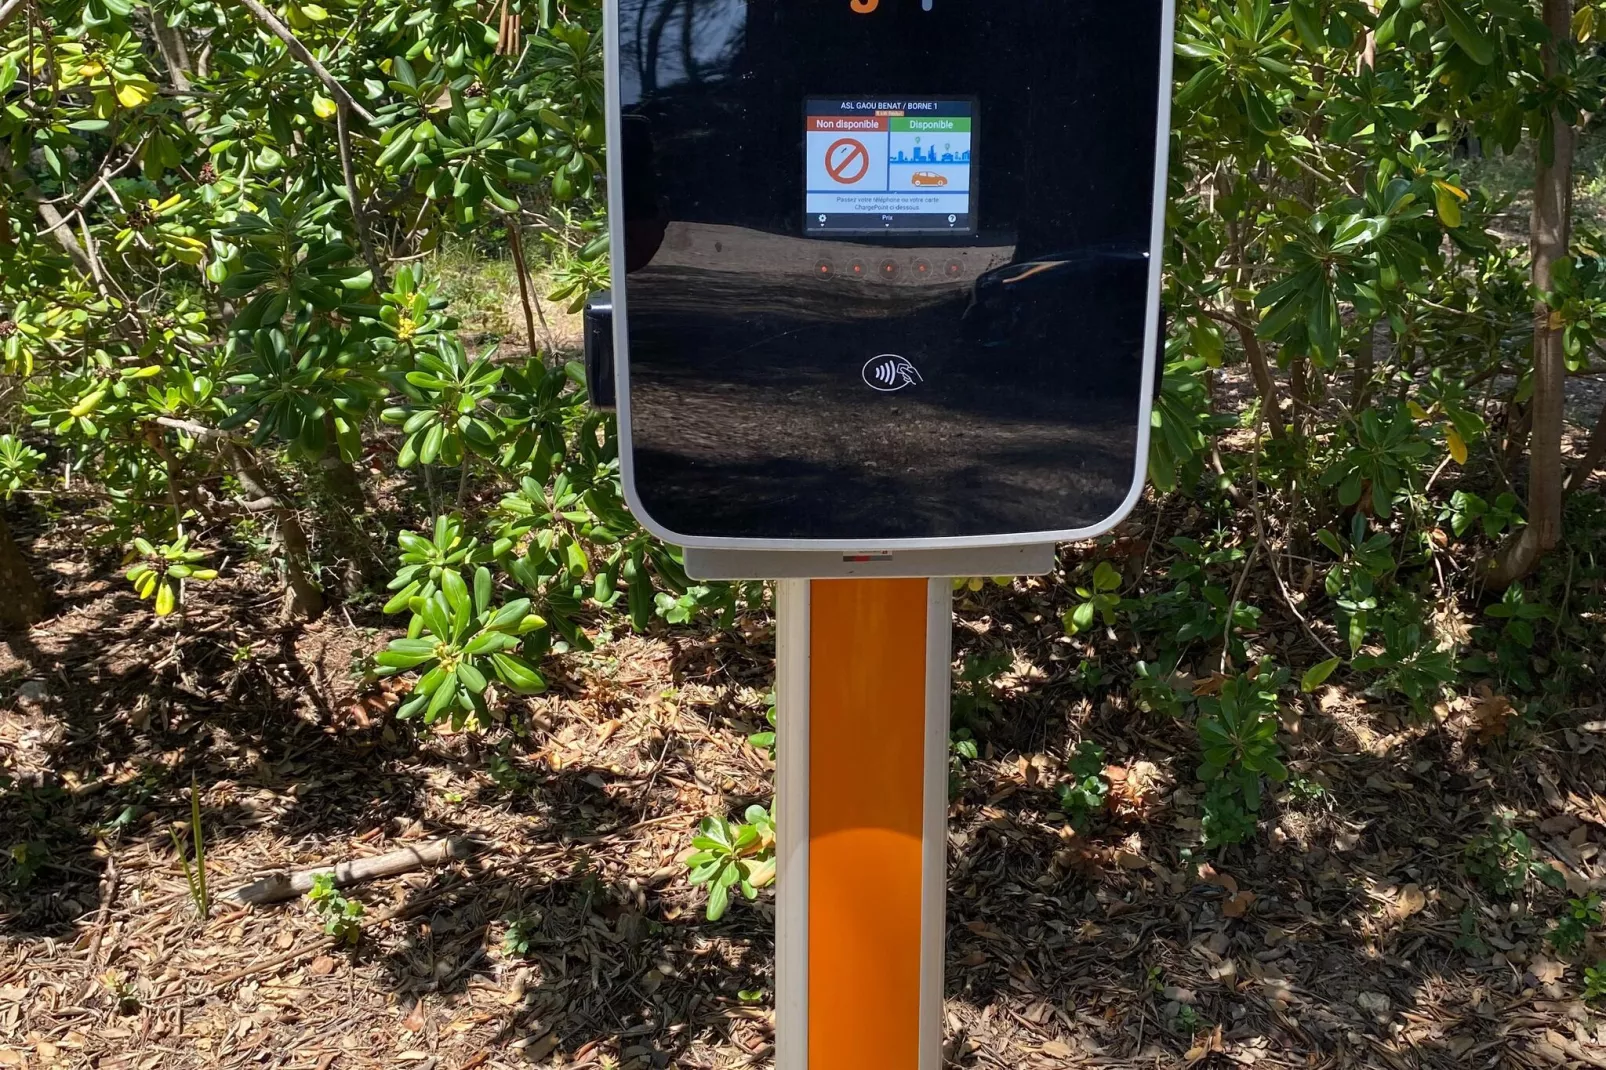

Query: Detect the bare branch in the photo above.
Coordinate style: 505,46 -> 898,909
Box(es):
1,147 -> 94,275
231,0 -> 375,123
218,838 -> 485,906
335,102 -> 386,287
152,416 -> 232,443
149,14 -> 193,93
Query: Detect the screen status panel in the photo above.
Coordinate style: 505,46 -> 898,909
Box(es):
804,98 -> 975,236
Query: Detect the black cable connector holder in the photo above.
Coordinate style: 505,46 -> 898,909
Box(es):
583,298 -> 616,410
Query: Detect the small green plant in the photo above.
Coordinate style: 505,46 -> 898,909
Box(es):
1132,659 -> 1192,718
1196,666 -> 1287,806
952,652 -> 1008,731
103,970 -> 141,1015
501,912 -> 540,957
1467,584 -> 1555,692
1550,895 -> 1603,956
374,566 -> 550,728
1064,560 -> 1122,635
1464,811 -> 1565,898
1282,772 -> 1329,803
3,841 -> 48,892
383,514 -> 489,614
1352,614 -> 1459,716
1316,515 -> 1395,653
685,805 -> 776,921
1442,490 -> 1524,539
655,585 -> 720,624
308,873 -> 365,944
1585,963 -> 1606,1003
1058,741 -> 1110,830
1454,908 -> 1490,958
169,776 -> 209,917
1200,780 -> 1259,850
1319,402 -> 1431,518
0,435 -> 44,498
124,534 -> 220,617
748,692 -> 777,756
1194,664 -> 1287,849
485,748 -> 527,792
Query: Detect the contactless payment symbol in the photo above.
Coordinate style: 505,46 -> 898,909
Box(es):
863,354 -> 923,393
825,138 -> 871,185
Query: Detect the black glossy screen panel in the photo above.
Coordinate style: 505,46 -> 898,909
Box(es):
614,0 -> 1167,544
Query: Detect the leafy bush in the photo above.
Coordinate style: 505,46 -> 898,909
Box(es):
374,567 -> 549,729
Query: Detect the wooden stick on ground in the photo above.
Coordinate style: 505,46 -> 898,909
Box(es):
76,852 -> 120,1000
217,836 -> 485,906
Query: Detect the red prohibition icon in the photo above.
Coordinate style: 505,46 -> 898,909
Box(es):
825,138 -> 871,184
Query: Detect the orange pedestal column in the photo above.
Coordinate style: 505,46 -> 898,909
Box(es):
775,577 -> 949,1070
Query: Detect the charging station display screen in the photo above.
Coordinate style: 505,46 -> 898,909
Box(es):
805,98 -> 974,235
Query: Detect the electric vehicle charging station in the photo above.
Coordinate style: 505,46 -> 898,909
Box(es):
590,2 -> 1174,1066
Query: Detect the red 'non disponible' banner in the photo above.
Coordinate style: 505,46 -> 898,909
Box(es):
807,116 -> 889,132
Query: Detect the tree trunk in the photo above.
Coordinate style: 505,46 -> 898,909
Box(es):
318,413 -> 366,503
1231,300 -> 1288,443
228,444 -> 324,621
1489,0 -> 1574,586
0,515 -> 48,631
1350,322 -> 1376,409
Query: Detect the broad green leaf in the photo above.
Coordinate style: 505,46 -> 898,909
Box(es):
1437,0 -> 1496,65
1301,657 -> 1342,693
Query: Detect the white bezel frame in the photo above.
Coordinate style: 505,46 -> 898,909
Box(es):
603,0 -> 1177,552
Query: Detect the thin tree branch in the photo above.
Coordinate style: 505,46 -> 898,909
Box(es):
1230,299 -> 1289,443
36,140 -> 149,238
335,102 -> 386,286
1565,398 -> 1606,494
231,0 -> 375,123
505,216 -> 543,356
0,0 -> 26,31
149,13 -> 193,93
2,155 -> 94,275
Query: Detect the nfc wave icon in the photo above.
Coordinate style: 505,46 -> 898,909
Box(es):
862,354 -> 923,393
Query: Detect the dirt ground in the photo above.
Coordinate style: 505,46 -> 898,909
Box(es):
1,497 -> 1605,1070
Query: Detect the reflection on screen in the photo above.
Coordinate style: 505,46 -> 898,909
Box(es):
804,97 -> 975,235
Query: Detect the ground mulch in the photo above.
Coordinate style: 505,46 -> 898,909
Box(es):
2,511 -> 1605,1070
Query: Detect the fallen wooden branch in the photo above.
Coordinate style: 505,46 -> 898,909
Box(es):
76,852 -> 120,1001
217,837 -> 484,906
